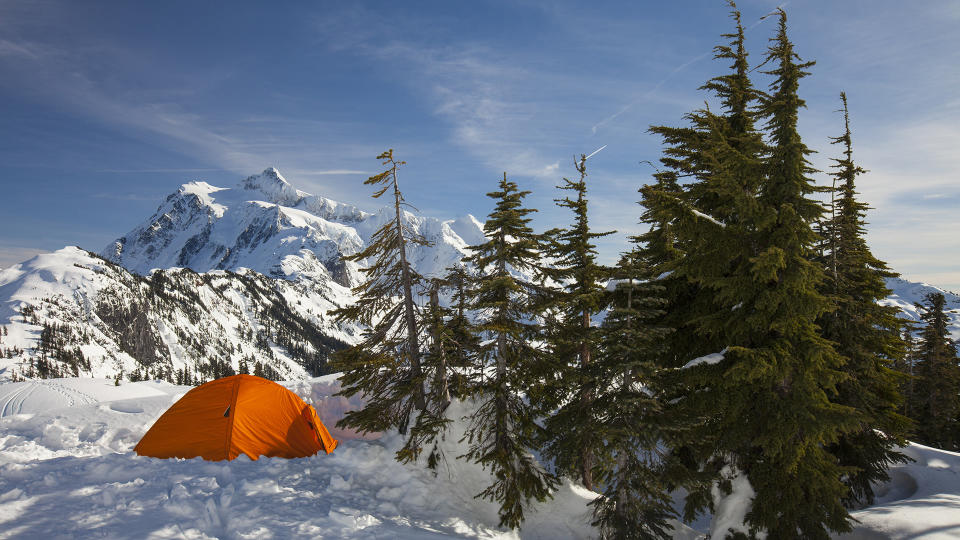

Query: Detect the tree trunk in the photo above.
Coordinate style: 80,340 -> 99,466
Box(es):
393,167 -> 426,411
580,307 -> 595,491
430,286 -> 452,412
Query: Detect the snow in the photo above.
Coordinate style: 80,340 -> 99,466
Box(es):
0,377 -> 610,539
101,168 -> 484,287
2,377 -> 959,539
2,373 -> 960,539
689,208 -> 725,228
447,215 -> 487,248
839,443 -> 960,539
710,466 -> 762,540
681,349 -> 726,369
882,277 -> 960,339
0,377 -> 171,417
0,245 -> 364,384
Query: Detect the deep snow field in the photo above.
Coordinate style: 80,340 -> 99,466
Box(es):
0,377 -> 957,539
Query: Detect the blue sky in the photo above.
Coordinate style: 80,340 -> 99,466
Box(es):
1,0 -> 958,291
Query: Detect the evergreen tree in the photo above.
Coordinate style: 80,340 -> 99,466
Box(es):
893,323 -> 920,419
461,173 -> 558,530
332,150 -> 432,436
539,154 -> 615,491
648,8 -> 859,537
396,278 -> 457,469
911,292 -> 960,449
589,248 -> 676,540
643,0 -> 766,375
818,92 -> 910,506
703,11 -> 858,536
642,0 -> 767,523
439,264 -> 480,398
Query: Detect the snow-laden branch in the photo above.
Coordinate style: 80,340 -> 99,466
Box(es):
689,207 -> 726,228
682,348 -> 727,369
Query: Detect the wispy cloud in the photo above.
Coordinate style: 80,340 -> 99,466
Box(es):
0,38 -> 44,59
287,169 -> 370,176
801,111 -> 960,293
91,192 -> 169,202
0,9 -> 376,179
589,5 -> 786,136
591,52 -> 711,136
96,168 -> 223,174
310,8 -> 635,182
0,246 -> 48,269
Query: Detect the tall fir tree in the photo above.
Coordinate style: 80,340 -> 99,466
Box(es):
817,92 -> 910,506
648,8 -> 860,537
643,0 -> 766,375
438,264 -> 480,398
461,173 -> 558,530
642,0 -> 769,525
707,11 -> 859,536
538,154 -> 615,491
589,247 -> 677,540
332,150 -> 435,439
911,292 -> 960,449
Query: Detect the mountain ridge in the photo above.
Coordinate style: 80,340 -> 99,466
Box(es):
0,168 -> 957,383
101,167 -> 482,287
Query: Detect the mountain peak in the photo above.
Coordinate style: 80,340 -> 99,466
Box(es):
240,168 -> 301,206
261,167 -> 287,183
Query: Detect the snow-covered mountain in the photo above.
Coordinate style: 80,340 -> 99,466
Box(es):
0,169 -> 485,383
882,277 -> 960,337
0,247 -> 359,383
1,167 -> 957,385
101,168 -> 483,287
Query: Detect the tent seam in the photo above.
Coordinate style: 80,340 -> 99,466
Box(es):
224,376 -> 241,459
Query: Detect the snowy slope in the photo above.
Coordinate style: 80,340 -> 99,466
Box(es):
0,377 -> 612,539
1,376 -> 956,539
1,168 -> 956,386
882,277 -> 960,338
0,247 -> 357,383
841,443 -> 960,539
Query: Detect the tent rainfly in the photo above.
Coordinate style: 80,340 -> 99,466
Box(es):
135,374 -> 338,460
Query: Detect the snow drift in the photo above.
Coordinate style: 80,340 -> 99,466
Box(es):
1,377 -> 958,538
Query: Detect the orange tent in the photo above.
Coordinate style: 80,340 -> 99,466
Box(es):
135,374 -> 338,460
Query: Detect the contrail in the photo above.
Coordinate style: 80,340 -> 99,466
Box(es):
585,144 -> 607,160
590,52 -> 710,135
749,2 -> 790,29
591,5 -> 785,136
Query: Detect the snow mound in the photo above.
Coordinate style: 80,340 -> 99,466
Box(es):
0,376 -> 611,539
839,443 -> 960,539
3,375 -> 958,538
